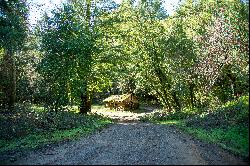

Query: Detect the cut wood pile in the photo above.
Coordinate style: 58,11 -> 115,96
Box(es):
103,93 -> 139,111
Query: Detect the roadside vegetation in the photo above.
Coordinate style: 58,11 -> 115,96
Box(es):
0,104 -> 112,153
141,95 -> 249,158
0,0 -> 248,161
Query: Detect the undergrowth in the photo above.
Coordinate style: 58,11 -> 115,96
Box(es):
0,104 -> 113,153
140,95 -> 249,158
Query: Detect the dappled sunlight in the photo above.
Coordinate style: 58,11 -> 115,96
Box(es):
91,104 -> 160,122
116,122 -> 139,125
158,120 -> 182,125
0,0 -> 248,163
0,103 -> 112,142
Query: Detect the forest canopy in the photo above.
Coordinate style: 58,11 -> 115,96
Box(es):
0,0 -> 249,113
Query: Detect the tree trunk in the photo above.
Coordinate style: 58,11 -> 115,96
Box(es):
79,0 -> 93,114
79,93 -> 91,114
79,82 -> 91,114
188,82 -> 195,108
154,67 -> 174,109
172,91 -> 181,111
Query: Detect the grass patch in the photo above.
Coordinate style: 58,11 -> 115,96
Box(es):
0,118 -> 112,153
91,104 -> 117,112
30,105 -> 46,112
180,125 -> 249,158
140,95 -> 249,158
91,104 -> 149,113
153,119 -> 184,125
92,104 -> 106,110
140,107 -> 202,122
185,95 -> 249,130
0,104 -> 113,154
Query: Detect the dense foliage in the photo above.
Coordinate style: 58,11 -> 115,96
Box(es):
0,0 -> 29,108
143,95 -> 249,157
0,0 -> 248,158
0,0 -> 248,112
0,104 -> 112,153
36,4 -> 95,111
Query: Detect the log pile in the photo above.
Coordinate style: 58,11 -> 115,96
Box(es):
103,94 -> 139,111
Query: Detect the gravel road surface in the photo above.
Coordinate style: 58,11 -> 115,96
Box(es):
2,122 -> 247,165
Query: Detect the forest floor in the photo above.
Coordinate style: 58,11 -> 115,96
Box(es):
91,105 -> 160,122
1,106 -> 248,165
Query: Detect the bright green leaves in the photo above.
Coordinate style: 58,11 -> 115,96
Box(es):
0,0 -> 28,51
24,0 -> 249,112
37,3 -> 95,109
0,0 -> 29,108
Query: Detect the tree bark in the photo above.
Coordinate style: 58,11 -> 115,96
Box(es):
172,91 -> 181,111
154,67 -> 174,109
79,93 -> 91,114
79,0 -> 93,114
79,81 -> 91,114
188,82 -> 195,108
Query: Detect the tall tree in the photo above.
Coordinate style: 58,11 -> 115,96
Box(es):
37,3 -> 94,112
0,0 -> 28,109
37,0 -> 117,112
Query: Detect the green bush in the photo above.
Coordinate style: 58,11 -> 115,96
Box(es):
180,125 -> 249,158
185,95 -> 249,129
0,104 -> 112,140
0,103 -> 113,153
140,107 -> 202,122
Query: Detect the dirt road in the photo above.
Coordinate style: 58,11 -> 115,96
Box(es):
2,122 -> 247,165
